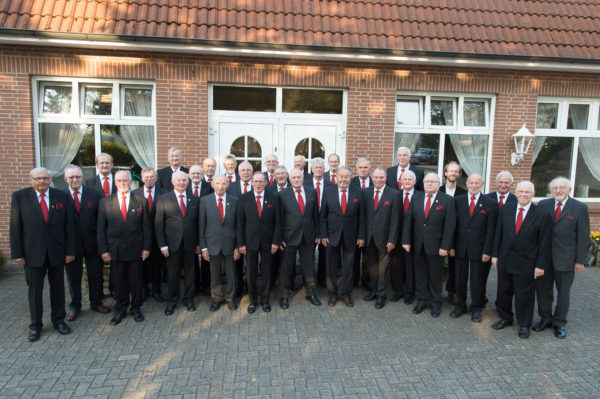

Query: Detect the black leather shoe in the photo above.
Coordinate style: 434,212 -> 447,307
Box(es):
533,320 -> 553,332
280,297 -> 289,309
53,321 -> 71,335
110,313 -> 125,325
431,307 -> 441,318
450,307 -> 464,318
209,301 -> 221,312
404,296 -> 415,305
518,326 -> 530,339
471,311 -> 482,323
165,305 -> 175,316
375,297 -> 385,309
491,319 -> 513,330
412,303 -> 426,314
554,326 -> 566,339
227,301 -> 237,311
390,293 -> 403,302
248,304 -> 257,314
186,301 -> 196,312
262,303 -> 272,312
306,294 -> 322,306
133,309 -> 144,322
151,292 -> 165,303
28,328 -> 41,342
363,291 -> 377,301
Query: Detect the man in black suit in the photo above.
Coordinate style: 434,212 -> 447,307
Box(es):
84,153 -> 116,197
266,164 -> 289,288
440,162 -> 467,302
294,155 -> 313,180
156,147 -> 189,191
97,170 -> 151,325
451,173 -> 497,322
279,168 -> 321,308
132,167 -> 166,303
351,157 -> 372,288
200,175 -> 241,311
363,167 -> 401,309
223,154 -> 240,184
320,166 -> 366,307
491,181 -> 552,339
187,164 -> 212,295
324,153 -> 340,184
402,173 -> 456,317
264,154 -> 279,187
155,171 -> 200,316
398,170 -> 419,305
535,177 -> 590,338
202,157 -> 217,184
237,172 -> 282,313
386,146 -> 424,191
10,167 -> 77,342
63,165 -> 109,322
267,165 -> 290,194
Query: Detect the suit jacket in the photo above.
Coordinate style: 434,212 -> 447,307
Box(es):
185,180 -> 213,197
236,190 -> 282,252
156,166 -> 189,191
323,171 -> 338,185
350,176 -> 372,190
224,172 -> 240,183
402,191 -> 456,255
492,202 -> 552,275
364,186 -> 401,246
303,177 -> 333,212
486,191 -> 517,207
132,186 -> 166,247
320,185 -> 366,247
10,187 -> 77,267
454,193 -> 497,260
84,173 -> 116,196
227,179 -> 252,198
64,186 -> 103,257
279,186 -> 319,246
266,183 -> 289,195
441,185 -> 468,197
199,193 -> 238,255
97,192 -> 152,261
538,197 -> 590,271
155,192 -> 199,253
386,165 -> 424,191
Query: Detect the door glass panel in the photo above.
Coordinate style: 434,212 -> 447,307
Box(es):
230,135 -> 263,172
282,89 -> 343,114
101,125 -> 142,184
531,137 -> 573,197
213,86 -> 276,112
247,136 -> 261,157
408,134 -> 440,174
84,87 -> 112,115
42,85 -> 72,114
230,136 -> 245,158
295,138 -> 325,171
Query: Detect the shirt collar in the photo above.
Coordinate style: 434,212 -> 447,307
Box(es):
68,187 -> 81,196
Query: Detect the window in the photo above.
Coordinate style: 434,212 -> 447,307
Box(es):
393,93 -> 494,187
282,89 -> 343,114
295,138 -> 325,172
532,98 -> 600,199
213,86 -> 276,112
33,77 -> 156,189
230,135 -> 263,172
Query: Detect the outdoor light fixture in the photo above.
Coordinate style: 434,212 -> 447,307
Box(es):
511,124 -> 534,166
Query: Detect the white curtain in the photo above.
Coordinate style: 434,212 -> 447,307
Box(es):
121,125 -> 155,169
448,134 -> 487,176
394,133 -> 421,165
532,136 -> 546,163
40,123 -> 86,176
579,138 -> 600,182
568,104 -> 589,129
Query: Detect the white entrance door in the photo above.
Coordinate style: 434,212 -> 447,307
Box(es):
281,118 -> 341,170
215,118 -> 275,173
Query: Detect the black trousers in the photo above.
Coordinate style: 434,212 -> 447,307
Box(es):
389,246 -> 405,297
326,242 -> 355,299
246,249 -> 273,304
111,259 -> 143,315
24,259 -> 66,329
446,255 -> 457,294
234,257 -> 245,297
65,252 -> 103,311
209,252 -> 236,302
271,249 -> 282,289
365,240 -> 391,298
316,243 -> 327,286
402,248 -> 416,300
165,246 -> 196,306
496,267 -> 535,327
413,250 -> 444,308
353,246 -> 369,288
280,241 -> 315,297
535,267 -> 575,327
143,244 -> 164,294
455,257 -> 486,312
195,257 -> 212,295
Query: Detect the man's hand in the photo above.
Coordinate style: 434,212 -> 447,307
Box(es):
534,267 -> 544,279
439,249 -> 448,257
161,249 -> 170,257
233,248 -> 240,261
402,244 -> 410,252
357,239 -> 365,248
321,238 -> 329,247
448,249 -> 455,257
574,262 -> 585,273
271,244 -> 279,255
65,255 -> 75,264
101,253 -> 111,263
491,257 -> 498,269
141,250 -> 150,261
195,245 -> 200,255
13,258 -> 24,266
386,242 -> 396,252
315,238 -> 321,245
279,242 -> 286,251
202,250 -> 210,262
482,254 -> 491,262
238,246 -> 247,255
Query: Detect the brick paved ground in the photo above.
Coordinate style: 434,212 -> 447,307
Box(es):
0,262 -> 599,399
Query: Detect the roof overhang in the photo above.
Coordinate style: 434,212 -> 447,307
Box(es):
1,29 -> 600,73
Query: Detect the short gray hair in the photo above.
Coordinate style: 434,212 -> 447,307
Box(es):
496,170 -> 514,184
30,167 -> 50,178
63,164 -> 82,176
141,167 -> 156,176
356,157 -> 371,168
168,147 -> 182,156
549,176 -> 571,189
337,166 -> 352,176
311,157 -> 325,167
274,165 -> 288,173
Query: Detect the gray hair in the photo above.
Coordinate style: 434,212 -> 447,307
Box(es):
274,165 -> 288,173
328,153 -> 340,162
397,146 -> 411,156
167,147 -> 182,156
402,170 -> 416,180
373,166 -> 387,176
356,157 -> 371,168
549,176 -> 571,189
294,155 -> 306,163
141,167 -> 156,176
337,166 -> 352,176
115,170 -> 132,180
95,152 -> 113,163
189,165 -> 204,175
30,166 -> 50,178
424,172 -> 442,184
63,164 -> 82,176
496,170 -> 514,184
311,157 -> 325,167
516,180 -> 535,193
238,160 -> 253,171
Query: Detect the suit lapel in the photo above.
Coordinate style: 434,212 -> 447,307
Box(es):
516,204 -> 535,237
556,198 -> 571,224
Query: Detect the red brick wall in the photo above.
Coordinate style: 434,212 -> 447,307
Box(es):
1,44 -> 600,254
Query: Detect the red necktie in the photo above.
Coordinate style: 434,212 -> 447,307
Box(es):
73,190 -> 80,213
256,195 -> 262,218
404,193 -> 410,214
179,195 -> 186,217
147,189 -> 153,210
498,195 -> 504,208
103,176 -> 110,196
208,177 -> 212,183
121,195 -> 127,222
331,174 -> 336,184
40,193 -> 48,223
374,190 -> 380,210
269,174 -> 274,185
424,194 -> 432,219
243,182 -> 248,193
554,201 -> 562,223
279,186 -> 284,191
398,168 -> 405,190
194,185 -> 199,196
316,181 -> 320,207
361,179 -> 366,189
469,195 -> 476,216
228,175 -> 233,183
341,190 -> 347,215
515,207 -> 524,234
218,197 -> 224,222
296,189 -> 305,214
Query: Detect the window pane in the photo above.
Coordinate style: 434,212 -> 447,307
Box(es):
575,138 -> 600,198
396,99 -> 421,125
282,89 -> 343,114
431,99 -> 454,126
84,87 -> 112,115
531,137 -> 572,197
294,138 -> 324,172
101,125 -> 143,185
463,101 -> 486,127
408,134 -> 440,174
247,136 -> 261,157
230,137 -> 245,157
445,134 -> 488,180
213,86 -> 276,112
42,85 -> 72,114
536,103 -> 558,129
567,104 -> 589,130
124,88 -> 152,117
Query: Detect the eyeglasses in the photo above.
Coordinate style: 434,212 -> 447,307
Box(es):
66,176 -> 83,180
32,177 -> 51,181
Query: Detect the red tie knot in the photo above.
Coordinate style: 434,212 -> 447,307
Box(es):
257,195 -> 261,200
